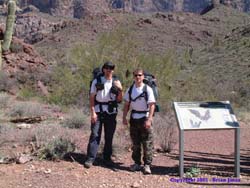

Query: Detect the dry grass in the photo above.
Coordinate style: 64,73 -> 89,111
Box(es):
0,92 -> 11,108
61,108 -> 88,129
7,101 -> 48,118
153,112 -> 178,153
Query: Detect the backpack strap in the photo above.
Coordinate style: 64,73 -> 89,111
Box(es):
128,84 -> 133,102
94,75 -> 118,113
94,75 -> 104,113
128,84 -> 148,102
143,84 -> 148,103
96,75 -> 102,84
128,84 -> 149,114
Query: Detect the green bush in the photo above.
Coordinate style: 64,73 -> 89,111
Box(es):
18,86 -> 38,100
38,137 -> 76,160
48,26 -> 180,107
47,66 -> 84,105
185,165 -> 201,177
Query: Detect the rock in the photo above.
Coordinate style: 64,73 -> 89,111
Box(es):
0,157 -> 7,164
131,182 -> 140,188
22,5 -> 40,13
44,169 -> 52,174
37,80 -> 49,96
16,123 -> 32,129
16,154 -> 32,164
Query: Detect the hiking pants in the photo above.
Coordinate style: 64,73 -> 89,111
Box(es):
87,112 -> 117,162
129,117 -> 154,165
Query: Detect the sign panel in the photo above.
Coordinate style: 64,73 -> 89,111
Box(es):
174,101 -> 239,130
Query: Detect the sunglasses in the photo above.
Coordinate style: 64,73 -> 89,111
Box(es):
104,66 -> 114,70
134,74 -> 143,77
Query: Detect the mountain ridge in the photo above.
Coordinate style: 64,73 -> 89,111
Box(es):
2,0 -> 249,19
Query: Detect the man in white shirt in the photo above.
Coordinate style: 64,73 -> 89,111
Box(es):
123,68 -> 155,174
84,61 -> 123,169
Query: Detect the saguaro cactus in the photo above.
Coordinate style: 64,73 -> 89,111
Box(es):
2,0 -> 16,52
0,0 -> 16,70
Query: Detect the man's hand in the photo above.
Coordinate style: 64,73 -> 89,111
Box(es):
144,118 -> 152,129
91,112 -> 97,124
123,117 -> 128,126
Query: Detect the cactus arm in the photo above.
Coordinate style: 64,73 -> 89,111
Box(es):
2,0 -> 16,52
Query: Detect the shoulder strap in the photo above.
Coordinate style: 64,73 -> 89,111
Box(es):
129,84 -> 148,102
96,75 -> 102,84
143,84 -> 148,102
128,84 -> 133,102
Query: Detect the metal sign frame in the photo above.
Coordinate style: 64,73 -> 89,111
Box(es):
173,101 -> 240,177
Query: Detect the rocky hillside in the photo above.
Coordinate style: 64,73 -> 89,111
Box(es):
0,1 -> 250,108
3,0 -> 249,18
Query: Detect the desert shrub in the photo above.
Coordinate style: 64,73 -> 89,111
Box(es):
181,35 -> 250,110
38,137 -> 76,160
0,71 -> 15,92
62,108 -> 87,129
17,86 -> 38,100
0,92 -> 11,108
235,108 -> 250,122
49,26 -> 180,107
153,112 -> 177,153
112,126 -> 131,156
48,27 -> 138,106
185,165 -> 201,178
8,101 -> 46,118
173,72 -> 218,102
47,65 -> 84,105
135,53 -> 180,104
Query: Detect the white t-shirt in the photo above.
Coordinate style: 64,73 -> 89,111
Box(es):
124,83 -> 156,119
90,76 -> 117,114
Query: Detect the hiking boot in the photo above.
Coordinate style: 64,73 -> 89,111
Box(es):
130,163 -> 141,172
143,165 -> 151,174
84,159 -> 93,169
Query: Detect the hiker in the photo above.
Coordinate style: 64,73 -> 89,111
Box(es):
122,68 -> 156,174
84,61 -> 123,168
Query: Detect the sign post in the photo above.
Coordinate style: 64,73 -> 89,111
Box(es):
173,101 -> 240,177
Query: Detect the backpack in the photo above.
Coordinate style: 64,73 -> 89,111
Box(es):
128,72 -> 160,113
89,67 -> 103,91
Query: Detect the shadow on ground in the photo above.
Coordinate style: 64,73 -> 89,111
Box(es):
167,149 -> 250,177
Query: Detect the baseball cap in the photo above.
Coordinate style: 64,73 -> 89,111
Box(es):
103,61 -> 115,69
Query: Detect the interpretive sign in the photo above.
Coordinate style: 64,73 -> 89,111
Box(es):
173,101 -> 240,178
174,101 -> 239,130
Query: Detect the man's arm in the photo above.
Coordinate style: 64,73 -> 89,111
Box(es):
122,101 -> 130,125
114,80 -> 123,102
90,93 -> 97,124
144,102 -> 155,129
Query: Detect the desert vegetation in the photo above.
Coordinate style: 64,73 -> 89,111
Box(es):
0,3 -> 250,187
